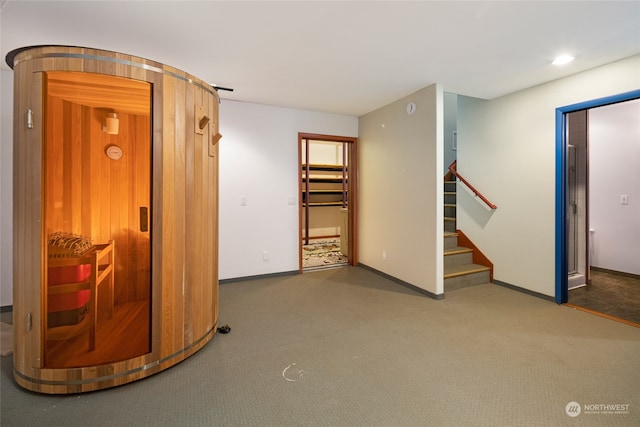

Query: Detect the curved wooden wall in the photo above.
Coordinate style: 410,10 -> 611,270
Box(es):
8,46 -> 219,393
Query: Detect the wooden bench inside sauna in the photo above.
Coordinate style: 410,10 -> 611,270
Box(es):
46,233 -> 115,352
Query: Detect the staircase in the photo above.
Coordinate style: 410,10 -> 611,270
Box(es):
444,179 -> 492,291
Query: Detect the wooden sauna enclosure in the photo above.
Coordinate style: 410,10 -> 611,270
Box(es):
8,46 -> 220,393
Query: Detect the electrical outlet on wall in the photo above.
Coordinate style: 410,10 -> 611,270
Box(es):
620,195 -> 629,205
382,250 -> 387,261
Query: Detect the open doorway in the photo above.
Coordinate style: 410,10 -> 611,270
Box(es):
299,133 -> 358,272
556,91 -> 640,326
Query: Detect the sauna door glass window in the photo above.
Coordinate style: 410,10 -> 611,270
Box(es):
43,71 -> 152,368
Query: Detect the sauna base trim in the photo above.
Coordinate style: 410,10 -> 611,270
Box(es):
13,323 -> 217,394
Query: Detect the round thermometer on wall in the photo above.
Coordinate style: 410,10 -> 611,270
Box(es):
406,102 -> 417,115
105,144 -> 123,160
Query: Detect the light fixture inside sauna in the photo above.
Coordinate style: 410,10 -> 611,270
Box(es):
103,112 -> 119,135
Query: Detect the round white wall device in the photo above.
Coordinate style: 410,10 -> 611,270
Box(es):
105,144 -> 123,160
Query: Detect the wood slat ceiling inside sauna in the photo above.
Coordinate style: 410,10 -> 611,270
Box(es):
46,71 -> 151,116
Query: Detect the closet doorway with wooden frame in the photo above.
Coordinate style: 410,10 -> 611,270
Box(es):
299,133 -> 358,272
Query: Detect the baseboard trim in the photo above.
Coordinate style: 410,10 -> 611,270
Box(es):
358,263 -> 444,300
219,270 -> 299,285
492,280 -> 555,302
1,305 -> 12,313
591,266 -> 640,280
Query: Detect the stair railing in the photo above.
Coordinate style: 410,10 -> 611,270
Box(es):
448,160 -> 497,210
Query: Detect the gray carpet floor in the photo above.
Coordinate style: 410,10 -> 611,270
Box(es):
2,266 -> 639,426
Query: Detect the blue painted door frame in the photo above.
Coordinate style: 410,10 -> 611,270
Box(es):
555,89 -> 640,303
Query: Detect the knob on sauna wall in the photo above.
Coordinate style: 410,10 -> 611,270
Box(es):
7,46 -> 220,394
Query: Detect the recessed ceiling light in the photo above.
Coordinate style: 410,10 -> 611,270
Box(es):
552,55 -> 575,66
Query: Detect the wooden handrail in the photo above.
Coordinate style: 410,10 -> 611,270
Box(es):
448,161 -> 497,210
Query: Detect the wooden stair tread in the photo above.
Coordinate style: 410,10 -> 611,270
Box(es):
444,246 -> 473,256
444,232 -> 458,237
444,203 -> 456,208
444,217 -> 456,222
444,263 -> 491,279
444,192 -> 456,195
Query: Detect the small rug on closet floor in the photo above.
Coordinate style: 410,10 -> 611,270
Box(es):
1,322 -> 13,356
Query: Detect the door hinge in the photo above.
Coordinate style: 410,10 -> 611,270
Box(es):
26,312 -> 32,331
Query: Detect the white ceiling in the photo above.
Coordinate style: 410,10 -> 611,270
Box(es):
2,1 -> 639,116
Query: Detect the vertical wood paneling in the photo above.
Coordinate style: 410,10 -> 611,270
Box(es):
173,78 -> 187,351
32,73 -> 45,370
190,88 -> 204,340
69,104 -> 83,231
43,96 -> 151,308
150,70 -> 164,363
183,84 -> 195,344
13,67 -> 45,372
80,106 -> 93,236
94,115 -> 108,244
161,73 -> 176,357
12,46 -> 219,393
45,97 -> 63,233
124,115 -> 136,303
134,114 -> 152,301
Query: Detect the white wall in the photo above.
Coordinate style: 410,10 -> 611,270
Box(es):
218,100 -> 357,280
457,55 -> 640,297
358,84 -> 443,295
443,92 -> 457,171
1,69 -> 14,307
589,99 -> 640,275
303,141 -> 345,165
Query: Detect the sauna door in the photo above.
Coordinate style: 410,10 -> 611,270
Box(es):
43,71 -> 152,368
